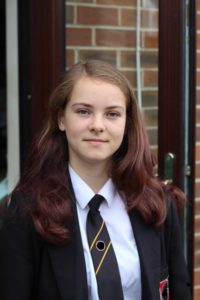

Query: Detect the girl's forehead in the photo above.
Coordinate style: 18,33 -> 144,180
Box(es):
68,79 -> 126,106
69,76 -> 128,101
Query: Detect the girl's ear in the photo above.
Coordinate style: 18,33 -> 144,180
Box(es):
57,111 -> 65,131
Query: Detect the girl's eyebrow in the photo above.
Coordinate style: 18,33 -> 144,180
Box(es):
72,103 -> 125,111
71,103 -> 92,108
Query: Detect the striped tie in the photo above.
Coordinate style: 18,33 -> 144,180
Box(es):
86,194 -> 124,300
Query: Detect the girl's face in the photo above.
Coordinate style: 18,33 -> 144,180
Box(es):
58,76 -> 127,170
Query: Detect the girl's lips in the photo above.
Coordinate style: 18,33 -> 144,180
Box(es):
83,139 -> 108,145
84,139 -> 107,142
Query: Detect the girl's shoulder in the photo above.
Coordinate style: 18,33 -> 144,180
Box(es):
0,190 -> 35,230
162,182 -> 186,211
161,185 -> 186,255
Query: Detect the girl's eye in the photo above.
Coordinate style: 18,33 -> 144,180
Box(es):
107,111 -> 121,119
76,109 -> 90,116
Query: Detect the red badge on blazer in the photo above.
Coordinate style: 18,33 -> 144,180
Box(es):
159,277 -> 169,300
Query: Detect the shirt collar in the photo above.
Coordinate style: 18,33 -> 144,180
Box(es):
69,165 -> 116,209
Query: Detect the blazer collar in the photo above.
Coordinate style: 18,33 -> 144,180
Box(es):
48,181 -> 88,300
129,209 -> 161,300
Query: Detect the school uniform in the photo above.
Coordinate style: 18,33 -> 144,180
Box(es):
0,172 -> 191,300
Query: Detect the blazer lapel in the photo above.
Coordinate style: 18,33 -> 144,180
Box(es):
129,209 -> 161,300
48,199 -> 88,300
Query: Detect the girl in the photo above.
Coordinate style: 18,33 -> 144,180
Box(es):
0,60 -> 191,299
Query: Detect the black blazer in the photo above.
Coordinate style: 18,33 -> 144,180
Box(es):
0,192 -> 191,300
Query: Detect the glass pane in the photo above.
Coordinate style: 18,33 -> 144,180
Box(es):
0,0 -> 7,200
65,0 -> 159,158
195,1 -> 200,298
0,0 -> 20,201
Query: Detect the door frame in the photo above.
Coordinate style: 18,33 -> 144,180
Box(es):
158,0 -> 196,291
18,0 -> 66,167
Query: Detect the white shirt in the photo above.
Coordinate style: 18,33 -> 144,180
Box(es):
69,166 -> 141,300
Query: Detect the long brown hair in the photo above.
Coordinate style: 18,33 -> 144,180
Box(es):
15,59 -> 167,244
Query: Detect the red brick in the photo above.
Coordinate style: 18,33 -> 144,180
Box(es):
97,0 -> 136,5
194,287 -> 200,300
195,181 -> 200,197
197,32 -> 200,49
121,9 -> 158,29
121,9 -> 136,27
141,51 -> 158,68
196,145 -> 200,161
196,2 -> 200,10
195,216 -> 200,234
143,70 -> 158,87
196,70 -> 200,87
196,52 -> 200,69
196,12 -> 200,30
67,0 -> 93,2
66,28 -> 92,46
196,107 -> 200,124
195,198 -> 200,215
66,5 -> 74,24
196,161 -> 200,177
121,70 -> 136,87
196,89 -> 200,105
142,91 -> 158,107
194,253 -> 200,269
141,10 -> 158,29
196,127 -> 200,143
79,50 -> 116,65
121,51 -> 136,68
120,51 -> 136,68
96,29 -> 136,47
143,31 -> 158,48
65,49 -> 75,67
143,108 -> 158,127
194,269 -> 200,286
77,6 -> 118,26
194,235 -> 200,252
146,128 -> 157,145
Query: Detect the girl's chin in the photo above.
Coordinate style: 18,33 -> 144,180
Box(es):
82,156 -> 112,165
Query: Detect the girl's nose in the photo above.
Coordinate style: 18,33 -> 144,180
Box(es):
89,115 -> 105,133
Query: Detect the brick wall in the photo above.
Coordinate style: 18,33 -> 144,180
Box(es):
65,0 -> 159,156
194,2 -> 200,299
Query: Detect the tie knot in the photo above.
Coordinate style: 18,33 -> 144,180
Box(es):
89,194 -> 104,213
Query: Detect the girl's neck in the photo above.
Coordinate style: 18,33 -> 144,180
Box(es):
69,160 -> 110,193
